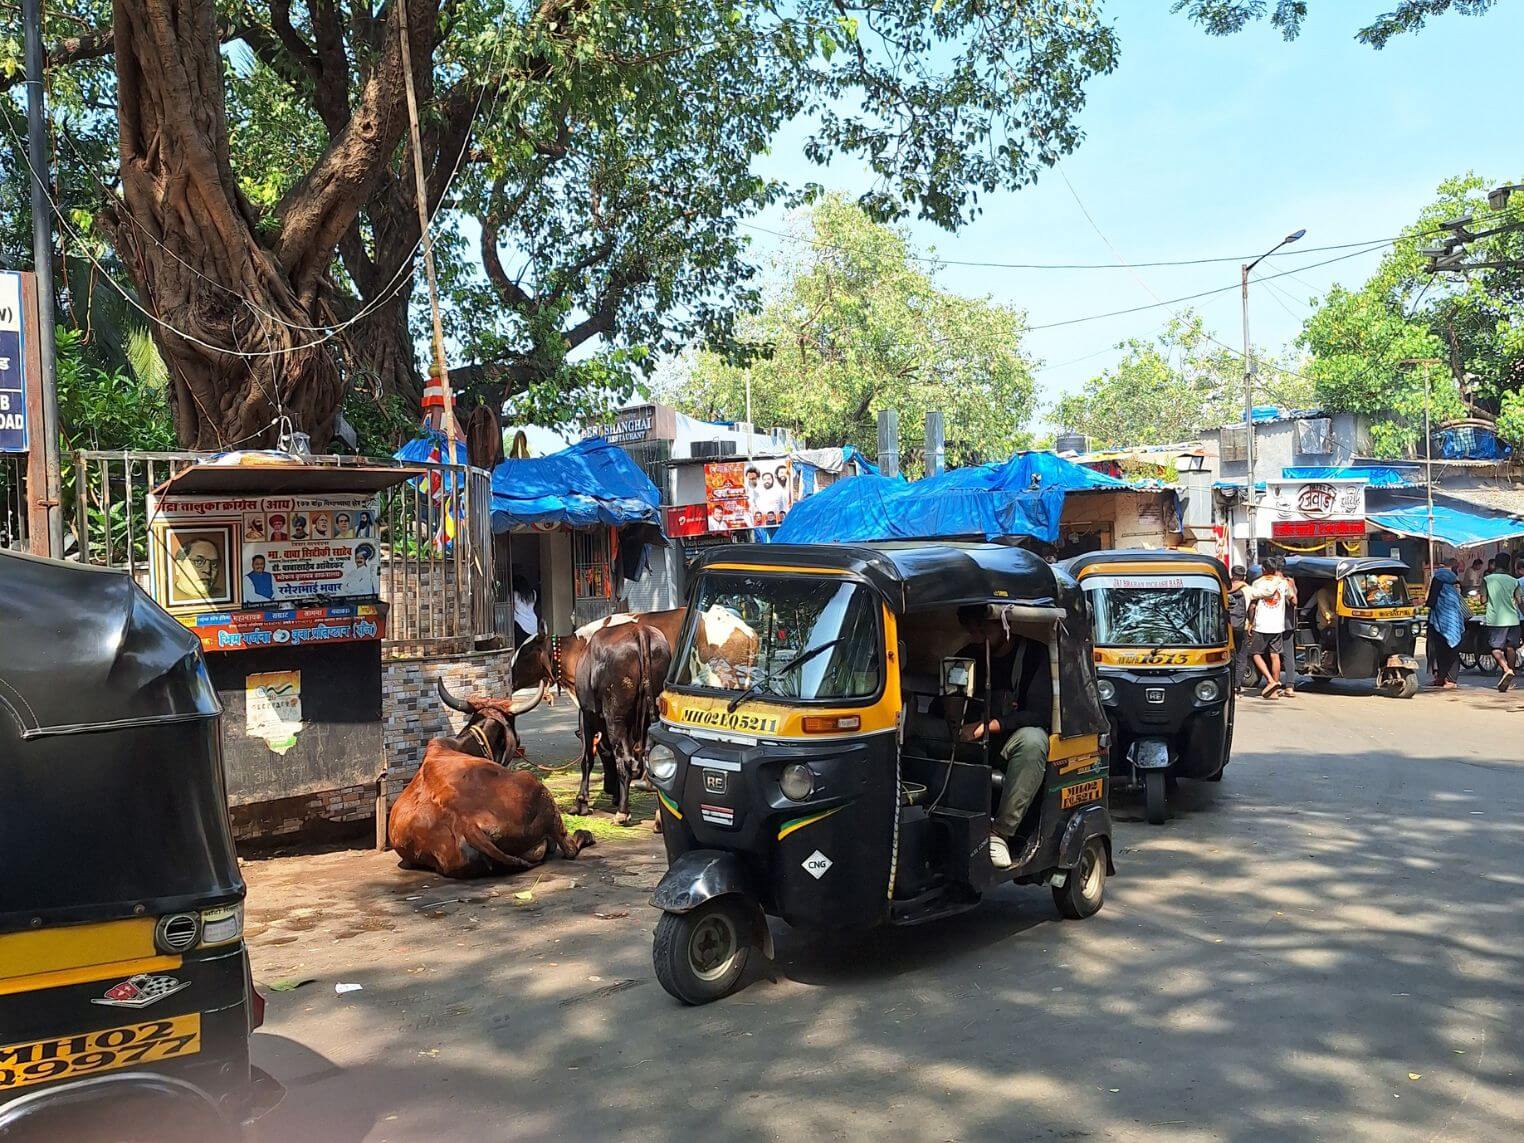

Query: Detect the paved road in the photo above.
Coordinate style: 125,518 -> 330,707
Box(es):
245,673 -> 1523,1141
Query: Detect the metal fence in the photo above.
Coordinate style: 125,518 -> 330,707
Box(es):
66,449 -> 500,657
1,455 -> 27,552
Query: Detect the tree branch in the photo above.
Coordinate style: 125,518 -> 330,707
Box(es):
0,26 -> 115,93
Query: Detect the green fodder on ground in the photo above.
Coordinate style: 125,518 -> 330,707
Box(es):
534,766 -> 659,844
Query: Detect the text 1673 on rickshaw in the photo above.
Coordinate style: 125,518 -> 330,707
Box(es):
1284,556 -> 1421,698
1061,550 -> 1234,826
644,542 -> 1114,1005
0,550 -> 268,1141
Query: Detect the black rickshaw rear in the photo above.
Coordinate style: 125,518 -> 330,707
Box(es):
0,551 -> 257,1139
647,543 -> 1113,1005
1061,550 -> 1235,826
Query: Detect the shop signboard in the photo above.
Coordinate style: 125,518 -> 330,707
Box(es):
185,603 -> 385,653
0,271 -> 28,453
703,459 -> 794,532
1261,478 -> 1365,539
665,503 -> 709,538
147,491 -> 383,614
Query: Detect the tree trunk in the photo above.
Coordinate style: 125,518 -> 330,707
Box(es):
111,0 -> 344,449
338,289 -> 422,409
111,0 -> 428,449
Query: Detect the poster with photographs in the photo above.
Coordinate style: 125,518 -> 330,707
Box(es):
149,492 -> 382,613
704,459 -> 795,532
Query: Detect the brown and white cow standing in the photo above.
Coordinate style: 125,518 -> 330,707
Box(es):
388,679 -> 594,878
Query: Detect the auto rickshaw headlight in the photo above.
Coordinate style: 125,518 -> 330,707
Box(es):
199,903 -> 244,947
1096,678 -> 1116,704
1411,622 -> 1422,636
1194,679 -> 1220,704
647,743 -> 678,784
780,763 -> 815,801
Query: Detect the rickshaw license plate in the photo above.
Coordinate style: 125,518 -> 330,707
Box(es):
1061,779 -> 1104,809
0,1013 -> 201,1091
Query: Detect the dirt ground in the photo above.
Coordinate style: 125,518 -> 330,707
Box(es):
243,670 -> 1524,1142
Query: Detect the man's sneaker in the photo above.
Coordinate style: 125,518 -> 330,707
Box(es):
989,834 -> 1013,869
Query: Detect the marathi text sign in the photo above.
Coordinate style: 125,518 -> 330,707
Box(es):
1261,478 -> 1366,539
0,272 -> 28,453
183,604 -> 385,653
148,492 -> 382,614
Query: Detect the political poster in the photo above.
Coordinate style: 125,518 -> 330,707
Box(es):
149,492 -> 383,613
703,459 -> 795,532
0,271 -> 28,453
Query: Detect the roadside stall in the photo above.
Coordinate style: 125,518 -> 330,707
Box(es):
145,454 -> 419,835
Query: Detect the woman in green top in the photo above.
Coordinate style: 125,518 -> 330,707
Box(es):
1483,551 -> 1522,690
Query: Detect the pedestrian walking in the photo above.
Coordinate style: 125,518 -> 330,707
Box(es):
1247,556 -> 1293,699
1482,552 -> 1521,691
1228,564 -> 1251,692
1280,572 -> 1299,697
1425,558 -> 1464,689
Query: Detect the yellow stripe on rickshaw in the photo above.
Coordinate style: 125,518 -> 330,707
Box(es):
777,806 -> 844,840
657,790 -> 684,820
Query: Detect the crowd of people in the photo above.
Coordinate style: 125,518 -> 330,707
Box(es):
1226,557 -> 1307,699
1427,552 -> 1524,692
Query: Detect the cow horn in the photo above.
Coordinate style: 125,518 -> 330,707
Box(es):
508,680 -> 548,716
437,677 -> 475,713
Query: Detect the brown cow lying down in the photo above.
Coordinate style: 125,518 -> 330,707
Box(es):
388,682 -> 594,878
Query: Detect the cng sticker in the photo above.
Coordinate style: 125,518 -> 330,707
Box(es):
803,850 -> 833,879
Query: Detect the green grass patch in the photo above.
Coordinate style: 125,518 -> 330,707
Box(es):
536,766 -> 658,843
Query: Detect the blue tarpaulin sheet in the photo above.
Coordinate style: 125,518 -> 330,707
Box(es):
394,432 -> 469,466
1368,493 -> 1524,549
773,452 -> 1134,544
1281,465 -> 1421,489
489,437 -> 660,531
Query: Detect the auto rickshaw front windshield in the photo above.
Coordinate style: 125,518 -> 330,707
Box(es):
1082,573 -> 1228,648
672,570 -> 884,702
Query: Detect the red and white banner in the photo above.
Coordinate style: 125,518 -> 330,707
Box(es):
1261,478 -> 1365,539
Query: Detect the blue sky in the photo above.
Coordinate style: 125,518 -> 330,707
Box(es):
741,3 -> 1524,423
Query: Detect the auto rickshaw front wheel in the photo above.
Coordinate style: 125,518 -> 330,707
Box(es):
1144,770 -> 1169,825
1053,837 -> 1108,920
653,898 -> 753,1005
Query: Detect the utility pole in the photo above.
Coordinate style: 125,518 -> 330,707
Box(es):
22,0 -> 63,558
397,0 -> 457,461
1240,228 -> 1306,564
1400,358 -> 1445,579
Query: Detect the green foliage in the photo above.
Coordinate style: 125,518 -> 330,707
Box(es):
54,327 -> 176,452
1175,0 -> 1499,46
665,197 -> 1038,474
1050,312 -> 1313,449
1299,173 -> 1522,454
339,385 -> 419,457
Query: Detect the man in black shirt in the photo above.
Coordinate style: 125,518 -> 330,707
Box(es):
954,605 -> 1052,870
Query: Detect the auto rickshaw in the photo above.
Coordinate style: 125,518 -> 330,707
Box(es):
1283,556 -> 1422,698
645,542 -> 1113,1005
0,550 -> 265,1140
1061,550 -> 1233,826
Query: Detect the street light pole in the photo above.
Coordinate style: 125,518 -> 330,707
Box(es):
1240,228 -> 1306,565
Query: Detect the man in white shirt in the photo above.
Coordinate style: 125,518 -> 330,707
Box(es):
1247,556 -> 1292,698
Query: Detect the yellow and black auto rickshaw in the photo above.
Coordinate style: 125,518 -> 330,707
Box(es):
645,542 -> 1113,1005
1283,556 -> 1422,698
1061,550 -> 1234,826
0,551 -> 265,1140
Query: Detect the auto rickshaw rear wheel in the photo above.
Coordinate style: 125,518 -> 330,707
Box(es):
653,898 -> 752,1005
1053,837 -> 1107,920
1144,770 -> 1168,825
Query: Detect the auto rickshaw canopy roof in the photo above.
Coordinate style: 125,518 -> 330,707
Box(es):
699,541 -> 1079,614
1062,548 -> 1230,584
1282,555 -> 1411,582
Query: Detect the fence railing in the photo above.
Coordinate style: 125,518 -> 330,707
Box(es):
66,449 -> 500,657
1,455 -> 28,553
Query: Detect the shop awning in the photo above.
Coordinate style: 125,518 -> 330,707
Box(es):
1367,491 -> 1524,549
489,437 -> 660,531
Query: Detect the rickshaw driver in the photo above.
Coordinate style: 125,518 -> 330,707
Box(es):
951,605 -> 1053,870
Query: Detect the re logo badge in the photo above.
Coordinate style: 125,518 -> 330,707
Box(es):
802,850 -> 832,879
